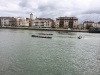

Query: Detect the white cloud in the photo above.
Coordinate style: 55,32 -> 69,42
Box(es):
0,0 -> 100,23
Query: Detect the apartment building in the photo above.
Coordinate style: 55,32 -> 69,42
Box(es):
55,16 -> 78,29
92,22 -> 100,28
83,21 -> 94,29
16,17 -> 30,27
32,18 -> 54,28
78,24 -> 84,29
0,17 -> 16,26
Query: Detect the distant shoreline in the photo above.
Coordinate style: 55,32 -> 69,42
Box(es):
0,26 -> 88,32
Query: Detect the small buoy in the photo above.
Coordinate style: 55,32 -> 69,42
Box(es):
78,36 -> 82,39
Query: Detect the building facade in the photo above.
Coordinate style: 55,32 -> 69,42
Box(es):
0,17 -> 16,26
55,16 -> 78,29
16,17 -> 30,27
78,24 -> 84,29
92,22 -> 100,28
83,21 -> 94,29
32,18 -> 54,28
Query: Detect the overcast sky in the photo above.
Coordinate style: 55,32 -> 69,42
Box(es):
0,0 -> 100,23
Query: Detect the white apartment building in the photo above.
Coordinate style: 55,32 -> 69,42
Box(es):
32,18 -> 54,28
83,21 -> 100,29
83,21 -> 94,29
0,17 -> 10,26
0,17 -> 16,26
16,17 -> 29,27
92,22 -> 100,28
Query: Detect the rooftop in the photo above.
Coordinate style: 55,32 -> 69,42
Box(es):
56,16 -> 78,20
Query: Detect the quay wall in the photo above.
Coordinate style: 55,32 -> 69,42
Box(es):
0,27 -> 88,32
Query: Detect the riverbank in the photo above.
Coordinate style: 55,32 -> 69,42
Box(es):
0,26 -> 88,32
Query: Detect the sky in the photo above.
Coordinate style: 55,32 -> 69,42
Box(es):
0,0 -> 100,23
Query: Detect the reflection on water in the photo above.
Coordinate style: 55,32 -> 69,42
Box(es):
0,29 -> 100,75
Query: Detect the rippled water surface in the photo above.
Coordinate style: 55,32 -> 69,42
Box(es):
0,29 -> 100,75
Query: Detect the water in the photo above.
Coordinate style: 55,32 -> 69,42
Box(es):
0,29 -> 100,75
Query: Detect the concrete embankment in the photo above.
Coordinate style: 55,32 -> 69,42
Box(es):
0,27 -> 88,32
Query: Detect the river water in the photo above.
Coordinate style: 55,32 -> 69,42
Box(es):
0,29 -> 100,75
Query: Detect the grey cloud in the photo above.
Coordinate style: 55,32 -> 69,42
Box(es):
38,3 -> 56,11
79,8 -> 100,22
19,0 -> 29,8
82,8 -> 100,14
0,10 -> 31,17
37,1 -> 72,19
1,0 -> 100,23
1,10 -> 24,13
